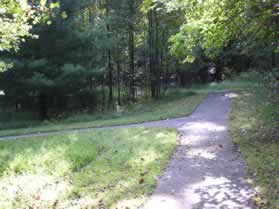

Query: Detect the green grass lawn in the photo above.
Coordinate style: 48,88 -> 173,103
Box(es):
229,91 -> 278,208
0,91 -> 206,137
0,128 -> 177,209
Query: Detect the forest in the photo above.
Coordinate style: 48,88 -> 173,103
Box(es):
0,0 -> 277,120
0,0 -> 278,209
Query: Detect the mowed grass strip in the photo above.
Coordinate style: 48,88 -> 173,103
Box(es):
229,91 -> 279,208
0,128 -> 177,209
0,91 -> 205,137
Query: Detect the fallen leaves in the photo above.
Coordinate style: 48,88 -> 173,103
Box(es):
139,178 -> 145,184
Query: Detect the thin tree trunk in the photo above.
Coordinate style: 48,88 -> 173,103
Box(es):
154,10 -> 160,98
101,78 -> 106,112
116,59 -> 122,105
148,10 -> 155,98
128,1 -> 135,101
106,0 -> 113,106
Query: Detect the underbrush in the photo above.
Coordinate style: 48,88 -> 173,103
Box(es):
229,89 -> 278,208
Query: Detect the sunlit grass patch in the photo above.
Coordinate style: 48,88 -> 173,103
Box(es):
0,128 -> 177,209
190,80 -> 258,93
229,91 -> 279,208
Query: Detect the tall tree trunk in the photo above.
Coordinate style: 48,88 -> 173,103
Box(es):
106,0 -> 113,106
163,59 -> 169,95
116,59 -> 122,105
108,58 -> 113,105
101,77 -> 106,112
128,0 -> 135,101
215,61 -> 223,82
148,9 -> 160,99
176,65 -> 181,86
154,10 -> 160,98
148,10 -> 155,98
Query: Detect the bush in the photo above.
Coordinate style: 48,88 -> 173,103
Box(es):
263,68 -> 279,104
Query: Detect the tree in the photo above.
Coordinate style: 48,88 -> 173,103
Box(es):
162,0 -> 278,66
0,0 -> 56,52
1,0 -> 277,121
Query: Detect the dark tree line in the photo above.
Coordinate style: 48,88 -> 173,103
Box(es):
0,0 -> 278,120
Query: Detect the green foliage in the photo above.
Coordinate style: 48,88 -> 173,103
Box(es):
0,128 -> 177,208
263,68 -> 279,105
27,58 -> 48,70
152,0 -> 278,63
0,60 -> 13,72
0,0 -> 52,52
27,72 -> 55,89
57,64 -> 88,89
229,77 -> 279,208
0,0 -> 278,123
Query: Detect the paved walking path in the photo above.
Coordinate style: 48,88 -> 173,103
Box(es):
0,92 -> 256,209
141,92 -> 256,209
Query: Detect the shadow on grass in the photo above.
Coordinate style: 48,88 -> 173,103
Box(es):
0,128 -> 177,209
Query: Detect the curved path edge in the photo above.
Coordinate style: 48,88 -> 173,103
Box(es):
140,92 -> 256,209
0,93 -> 208,141
0,92 -> 256,209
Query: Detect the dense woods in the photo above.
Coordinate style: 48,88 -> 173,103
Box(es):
0,0 -> 278,120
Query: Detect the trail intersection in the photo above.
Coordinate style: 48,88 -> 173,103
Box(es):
0,93 -> 255,209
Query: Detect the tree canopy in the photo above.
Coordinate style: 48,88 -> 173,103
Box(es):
0,0 -> 59,52
144,0 -> 278,63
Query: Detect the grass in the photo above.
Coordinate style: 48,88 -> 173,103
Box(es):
0,75 -> 259,137
0,91 -> 206,137
229,90 -> 279,208
190,79 -> 258,93
0,128 -> 177,209
1,73 -> 274,208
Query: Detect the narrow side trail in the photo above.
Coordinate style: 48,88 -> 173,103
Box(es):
0,93 -> 256,208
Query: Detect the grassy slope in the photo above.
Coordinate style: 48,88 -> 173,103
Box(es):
0,78 -> 257,137
229,90 -> 279,208
0,128 -> 177,209
190,79 -> 258,93
0,91 -> 206,137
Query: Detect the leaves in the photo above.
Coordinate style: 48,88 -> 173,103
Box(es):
139,178 -> 145,184
160,0 -> 278,62
61,11 -> 68,19
0,0 -> 52,52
